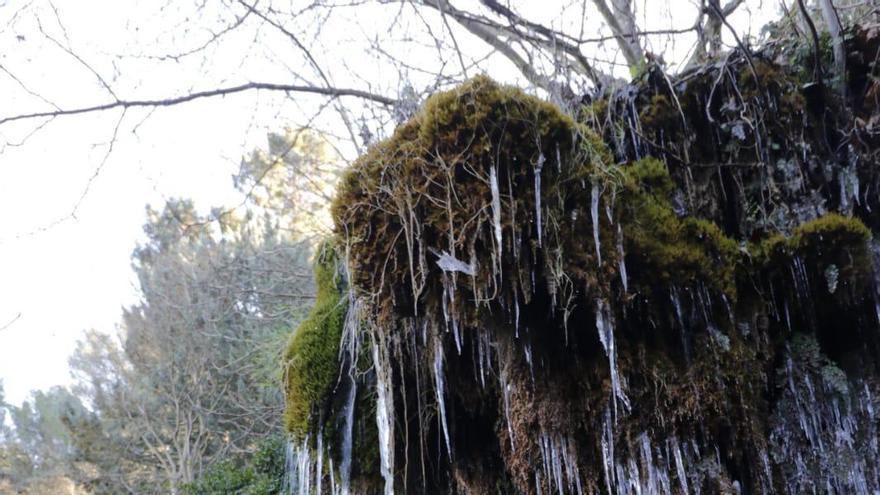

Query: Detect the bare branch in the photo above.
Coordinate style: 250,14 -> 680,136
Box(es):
419,0 -> 588,91
0,313 -> 21,332
818,0 -> 847,97
591,0 -> 645,70
0,82 -> 396,126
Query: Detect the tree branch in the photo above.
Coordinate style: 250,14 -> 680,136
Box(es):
419,0 -> 601,91
0,82 -> 396,126
818,0 -> 847,98
591,0 -> 644,70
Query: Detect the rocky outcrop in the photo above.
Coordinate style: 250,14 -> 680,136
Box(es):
283,25 -> 880,495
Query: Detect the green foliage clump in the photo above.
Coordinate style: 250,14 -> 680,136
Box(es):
788,213 -> 871,254
637,94 -> 679,131
181,436 -> 285,495
755,213 -> 872,293
620,158 -> 740,298
283,242 -> 347,438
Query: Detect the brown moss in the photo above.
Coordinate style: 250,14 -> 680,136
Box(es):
333,75 -> 613,327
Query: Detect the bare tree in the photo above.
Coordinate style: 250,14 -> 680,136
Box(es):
68,200 -> 315,493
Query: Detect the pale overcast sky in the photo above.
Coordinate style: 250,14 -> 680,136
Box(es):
0,0 -> 779,405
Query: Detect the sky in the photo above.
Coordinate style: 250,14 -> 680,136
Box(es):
0,0 -> 780,405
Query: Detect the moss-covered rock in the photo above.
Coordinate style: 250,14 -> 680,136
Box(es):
620,158 -> 740,299
755,213 -> 872,296
333,75 -> 615,325
305,48 -> 880,492
283,242 -> 347,438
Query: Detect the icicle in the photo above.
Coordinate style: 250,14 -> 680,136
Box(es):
329,458 -> 338,495
339,376 -> 356,495
316,428 -> 324,495
371,334 -> 395,495
289,436 -> 311,495
284,437 -> 311,495
591,183 -> 602,266
596,298 -> 629,415
339,297 -> 361,368
670,288 -> 690,364
759,448 -> 773,493
602,406 -> 616,495
721,294 -> 735,325
535,153 -> 545,247
670,287 -> 684,328
626,457 -> 641,494
668,436 -> 688,495
477,331 -> 486,389
499,368 -> 515,450
639,433 -> 655,495
514,296 -> 520,338
556,143 -> 562,173
433,335 -> 453,459
441,273 -> 462,354
490,165 -> 503,272
616,223 -> 627,293
792,256 -> 811,308
524,340 -> 535,383
784,299 -> 792,333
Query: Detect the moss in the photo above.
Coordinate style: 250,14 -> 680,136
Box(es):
581,97 -> 609,124
334,76 -> 745,330
283,241 -> 348,438
333,75 -> 609,325
756,213 -> 871,281
619,158 -> 740,298
789,213 -> 871,252
637,94 -> 679,131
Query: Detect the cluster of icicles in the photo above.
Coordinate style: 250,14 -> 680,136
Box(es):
278,170 -> 644,495
282,167 -> 880,494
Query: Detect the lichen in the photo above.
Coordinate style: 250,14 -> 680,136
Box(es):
283,241 -> 347,438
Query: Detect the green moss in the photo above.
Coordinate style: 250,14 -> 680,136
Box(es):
283,241 -> 347,438
334,76 -> 747,328
581,98 -> 609,123
752,213 -> 872,300
619,158 -> 740,298
637,94 -> 679,131
756,213 -> 871,267
332,75 -> 603,323
789,213 -> 871,251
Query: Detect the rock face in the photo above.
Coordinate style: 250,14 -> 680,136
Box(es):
283,26 -> 880,494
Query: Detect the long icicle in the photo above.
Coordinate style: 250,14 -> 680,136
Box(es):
371,329 -> 395,495
490,164 -> 503,274
596,298 -> 629,416
433,334 -> 453,459
339,297 -> 360,495
591,183 -> 602,266
535,153 -> 545,247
